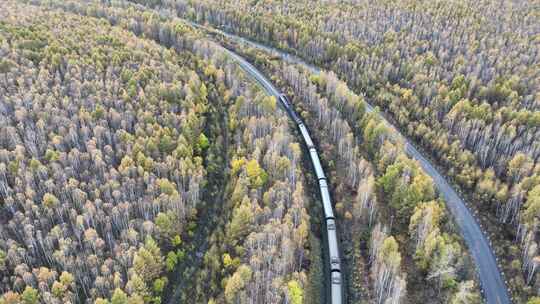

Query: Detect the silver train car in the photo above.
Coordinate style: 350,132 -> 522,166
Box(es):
331,272 -> 343,303
279,94 -> 343,304
299,124 -> 314,148
327,219 -> 341,272
310,148 -> 326,180
319,179 -> 335,220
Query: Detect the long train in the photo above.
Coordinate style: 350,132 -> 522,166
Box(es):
222,46 -> 343,303
279,94 -> 343,304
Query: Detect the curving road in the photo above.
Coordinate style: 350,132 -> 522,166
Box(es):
184,21 -> 512,304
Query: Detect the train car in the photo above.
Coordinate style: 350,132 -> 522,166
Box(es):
290,110 -> 302,125
279,94 -> 303,124
279,94 -> 291,108
279,95 -> 291,112
299,123 -> 314,148
319,179 -> 335,219
309,148 -> 326,180
327,218 -> 341,272
331,272 -> 343,304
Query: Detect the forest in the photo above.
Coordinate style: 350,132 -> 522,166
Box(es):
142,0 -> 538,302
0,0 -> 538,303
0,1 -> 316,303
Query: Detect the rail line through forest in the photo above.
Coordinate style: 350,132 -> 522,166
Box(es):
182,20 -> 512,304
215,35 -> 345,304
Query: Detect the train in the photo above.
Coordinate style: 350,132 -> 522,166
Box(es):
279,94 -> 343,304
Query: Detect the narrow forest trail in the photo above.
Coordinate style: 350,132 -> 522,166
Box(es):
182,21 -> 512,304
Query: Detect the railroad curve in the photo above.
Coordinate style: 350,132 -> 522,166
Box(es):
184,21 -> 512,304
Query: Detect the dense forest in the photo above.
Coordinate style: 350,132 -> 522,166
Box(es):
132,0 -> 538,302
0,1 -> 317,303
1,0 -> 537,303
0,2 -> 218,303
